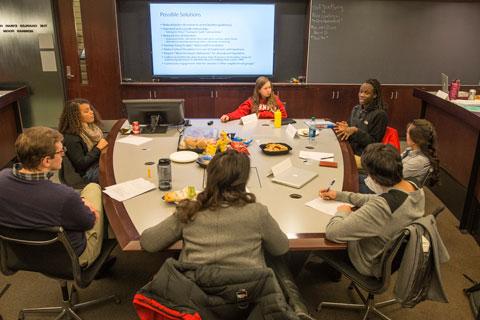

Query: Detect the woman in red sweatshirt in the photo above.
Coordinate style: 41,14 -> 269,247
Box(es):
220,76 -> 287,122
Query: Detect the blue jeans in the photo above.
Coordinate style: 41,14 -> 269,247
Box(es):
83,163 -> 99,183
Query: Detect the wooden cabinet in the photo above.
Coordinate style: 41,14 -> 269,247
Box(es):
275,85 -> 315,118
383,85 -> 439,137
121,84 -> 254,118
314,85 -> 357,122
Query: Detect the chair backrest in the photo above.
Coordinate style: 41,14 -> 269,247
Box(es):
59,156 -> 87,189
382,126 -> 401,152
377,230 -> 410,292
0,226 -> 82,283
419,166 -> 434,188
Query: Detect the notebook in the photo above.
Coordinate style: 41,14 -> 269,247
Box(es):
270,158 -> 318,189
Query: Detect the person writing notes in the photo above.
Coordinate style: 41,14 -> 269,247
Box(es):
220,76 -> 287,122
335,79 -> 388,157
319,144 -> 424,277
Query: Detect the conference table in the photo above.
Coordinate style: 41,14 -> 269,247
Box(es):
99,119 -> 358,251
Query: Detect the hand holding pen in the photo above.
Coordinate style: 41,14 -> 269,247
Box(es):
319,179 -> 336,200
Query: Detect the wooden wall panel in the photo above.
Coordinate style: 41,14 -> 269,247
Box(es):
79,0 -> 122,119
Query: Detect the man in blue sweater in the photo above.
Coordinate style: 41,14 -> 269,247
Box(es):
0,127 -> 104,267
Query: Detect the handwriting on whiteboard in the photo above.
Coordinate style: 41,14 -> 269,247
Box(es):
310,2 -> 343,40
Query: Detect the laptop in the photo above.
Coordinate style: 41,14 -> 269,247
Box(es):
271,166 -> 318,189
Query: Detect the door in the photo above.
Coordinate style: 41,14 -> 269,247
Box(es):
55,0 -> 122,119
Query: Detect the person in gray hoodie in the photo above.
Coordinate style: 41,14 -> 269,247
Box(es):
319,143 -> 425,278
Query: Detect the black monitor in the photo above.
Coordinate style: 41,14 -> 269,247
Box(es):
123,99 -> 185,133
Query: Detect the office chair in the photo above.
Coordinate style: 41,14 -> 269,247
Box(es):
0,225 -> 119,320
316,230 -> 409,320
419,167 -> 434,188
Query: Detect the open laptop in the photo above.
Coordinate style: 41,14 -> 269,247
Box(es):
272,166 -> 318,189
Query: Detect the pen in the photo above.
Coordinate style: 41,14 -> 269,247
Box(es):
326,179 -> 335,192
320,156 -> 334,160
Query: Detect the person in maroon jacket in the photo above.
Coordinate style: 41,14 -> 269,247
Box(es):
220,76 -> 288,122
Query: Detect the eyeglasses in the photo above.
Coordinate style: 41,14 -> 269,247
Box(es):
54,146 -> 67,155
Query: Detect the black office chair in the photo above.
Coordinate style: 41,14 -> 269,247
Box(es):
316,230 -> 409,320
419,167 -> 434,188
0,225 -> 119,320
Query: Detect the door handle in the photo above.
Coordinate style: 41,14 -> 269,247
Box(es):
210,90 -> 214,98
66,66 -> 74,79
215,91 -> 218,98
149,90 -> 152,99
395,91 -> 398,99
332,91 -> 335,99
153,91 -> 157,98
336,91 -> 340,99
390,92 -> 394,99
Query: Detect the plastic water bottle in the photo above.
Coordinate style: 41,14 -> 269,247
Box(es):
308,116 -> 317,143
158,158 -> 172,191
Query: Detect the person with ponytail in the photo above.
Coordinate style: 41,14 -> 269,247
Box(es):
335,78 -> 388,157
220,76 -> 287,122
403,119 -> 439,187
140,150 -> 289,268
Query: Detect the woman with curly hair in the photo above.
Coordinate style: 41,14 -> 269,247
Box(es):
58,99 -> 108,183
403,119 -> 440,187
220,76 -> 287,122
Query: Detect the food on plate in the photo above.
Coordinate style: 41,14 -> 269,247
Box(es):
264,143 -> 289,152
163,186 -> 197,203
229,141 -> 250,155
179,137 -> 217,150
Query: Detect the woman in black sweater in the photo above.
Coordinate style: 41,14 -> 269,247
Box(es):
335,79 -> 388,157
58,99 -> 108,182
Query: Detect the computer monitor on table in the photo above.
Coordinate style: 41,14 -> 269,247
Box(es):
123,99 -> 185,133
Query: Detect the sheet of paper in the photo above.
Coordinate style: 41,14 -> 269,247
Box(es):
117,135 -> 152,146
271,158 -> 292,177
40,51 -> 57,72
103,178 -> 156,202
240,113 -> 258,125
38,33 -> 54,49
285,123 -> 297,139
305,197 -> 351,216
299,151 -> 334,162
435,90 -> 449,100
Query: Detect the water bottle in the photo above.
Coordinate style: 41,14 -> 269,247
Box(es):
308,116 -> 317,143
158,158 -> 172,191
448,79 -> 460,100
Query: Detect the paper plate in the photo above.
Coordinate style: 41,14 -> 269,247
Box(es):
169,151 -> 199,163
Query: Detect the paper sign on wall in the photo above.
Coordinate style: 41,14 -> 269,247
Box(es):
40,51 -> 57,72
